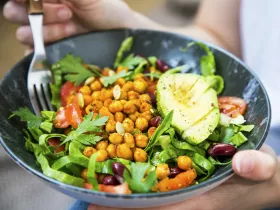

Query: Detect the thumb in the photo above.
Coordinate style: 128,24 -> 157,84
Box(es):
232,145 -> 277,181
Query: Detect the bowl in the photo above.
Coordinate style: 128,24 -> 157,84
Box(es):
0,29 -> 271,208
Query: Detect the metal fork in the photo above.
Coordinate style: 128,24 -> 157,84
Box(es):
27,0 -> 53,115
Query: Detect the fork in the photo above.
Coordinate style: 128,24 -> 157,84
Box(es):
27,0 -> 53,115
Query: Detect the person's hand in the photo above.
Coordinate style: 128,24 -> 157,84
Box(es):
88,145 -> 280,210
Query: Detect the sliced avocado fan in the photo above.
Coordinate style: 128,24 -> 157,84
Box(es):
157,73 -> 220,145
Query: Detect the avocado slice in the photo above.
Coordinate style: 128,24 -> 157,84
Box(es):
157,73 -> 220,145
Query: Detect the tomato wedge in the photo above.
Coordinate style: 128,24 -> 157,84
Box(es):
60,81 -> 81,107
83,183 -> 131,194
47,138 -> 65,153
218,96 -> 247,118
53,107 -> 70,128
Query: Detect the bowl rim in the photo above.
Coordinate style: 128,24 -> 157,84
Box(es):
0,28 -> 271,199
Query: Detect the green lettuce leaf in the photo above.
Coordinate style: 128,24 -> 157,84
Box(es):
114,37 -> 134,68
230,132 -> 248,147
205,75 -> 224,94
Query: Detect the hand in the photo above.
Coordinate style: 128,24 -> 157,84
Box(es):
88,145 -> 280,210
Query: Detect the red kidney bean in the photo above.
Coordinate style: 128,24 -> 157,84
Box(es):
169,167 -> 182,178
207,143 -> 237,157
103,175 -> 119,186
149,116 -> 162,127
156,59 -> 169,72
147,92 -> 156,106
114,174 -> 124,184
143,68 -> 150,74
112,162 -> 125,177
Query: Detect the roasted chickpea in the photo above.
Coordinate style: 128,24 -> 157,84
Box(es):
124,133 -> 135,148
66,95 -> 75,105
122,118 -> 134,133
96,150 -> 108,162
104,99 -> 113,108
109,133 -> 124,144
140,111 -> 152,121
90,80 -> 102,91
99,107 -> 114,121
123,101 -> 138,114
106,144 -> 117,158
140,102 -> 153,113
116,144 -> 133,160
148,127 -> 157,139
139,94 -> 152,104
133,80 -> 147,94
115,112 -> 124,123
135,134 -> 149,148
104,89 -> 113,100
83,95 -> 93,106
97,173 -> 106,184
128,111 -> 140,122
79,85 -> 92,95
81,168 -> 88,180
91,91 -> 101,101
133,148 -> 147,162
120,100 -> 127,105
135,117 -> 149,131
116,78 -> 126,87
134,73 -> 144,80
122,81 -> 134,92
109,101 -> 123,113
105,120 -> 116,133
98,89 -> 107,102
156,164 -> 170,180
177,156 -> 192,171
130,99 -> 141,108
116,66 -> 128,73
119,90 -> 128,100
96,140 -> 109,150
127,91 -> 139,100
90,100 -> 103,112
83,147 -> 97,158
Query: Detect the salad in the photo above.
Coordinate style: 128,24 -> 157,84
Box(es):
11,37 -> 254,194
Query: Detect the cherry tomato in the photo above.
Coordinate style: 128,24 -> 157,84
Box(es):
65,102 -> 83,129
99,183 -> 131,194
60,81 -> 81,107
47,138 -> 65,153
218,96 -> 247,118
53,107 -> 70,128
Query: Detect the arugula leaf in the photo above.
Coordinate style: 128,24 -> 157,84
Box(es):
114,37 -> 134,68
120,54 -> 145,69
123,162 -> 157,193
10,107 -> 42,129
101,70 -> 130,87
205,75 -> 224,94
219,126 -> 235,143
151,150 -> 172,165
230,132 -> 248,147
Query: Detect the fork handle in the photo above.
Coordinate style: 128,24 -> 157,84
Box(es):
28,0 -> 43,15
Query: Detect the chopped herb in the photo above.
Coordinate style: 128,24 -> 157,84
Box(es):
10,107 -> 42,129
102,70 -> 131,87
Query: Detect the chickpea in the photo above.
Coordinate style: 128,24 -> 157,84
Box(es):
177,156 -> 192,171
98,89 -> 107,102
120,100 -> 127,105
116,66 -> 128,73
148,127 -> 157,139
115,112 -> 124,123
116,143 -> 133,160
96,149 -> 108,162
140,102 -> 153,113
135,134 -> 149,148
83,147 -> 97,158
79,85 -> 92,95
123,101 -> 138,114
122,118 -> 135,133
127,91 -> 139,100
132,128 -> 141,135
90,80 -> 102,91
122,81 -> 134,92
91,91 -> 101,101
96,140 -> 109,150
134,73 -> 144,80
104,99 -> 113,108
105,120 -> 116,133
124,133 -> 135,148
133,80 -> 148,94
119,90 -> 128,100
106,144 -> 117,158
97,173 -> 106,184
90,100 -> 103,112
135,117 -> 149,131
134,148 -> 148,162
81,168 -> 88,180
128,111 -> 140,122
99,107 -> 115,121
116,78 -> 126,87
139,94 -> 152,104
83,95 -> 93,106
130,99 -> 141,108
140,111 -> 152,121
109,101 -> 123,113
104,89 -> 113,100
156,164 -> 170,180
66,95 -> 75,105
109,133 -> 124,144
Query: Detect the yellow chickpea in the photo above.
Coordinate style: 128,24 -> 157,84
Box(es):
140,111 -> 152,121
116,78 -> 126,87
115,112 -> 124,123
96,140 -> 109,150
135,134 -> 149,148
116,143 -> 133,160
156,164 -> 170,180
116,66 -> 128,73
120,100 -> 127,105
98,89 -> 107,102
99,107 -> 115,121
91,91 -> 101,101
109,133 -> 124,144
119,90 -> 128,100
128,111 -> 140,122
122,81 -> 134,92
79,85 -> 92,95
109,101 -> 123,113
106,144 -> 117,158
139,94 -> 152,104
104,99 -> 113,108
140,102 -> 153,113
90,100 -> 103,112
81,168 -> 88,180
130,99 -> 141,108
123,101 -> 138,114
134,73 -> 144,80
90,80 -> 102,91
83,147 -> 97,158
104,89 -> 113,100
122,118 -> 135,133
177,156 -> 192,171
124,133 -> 135,148
85,104 -> 94,114
96,149 -> 108,162
66,95 -> 75,105
134,148 -> 148,162
105,120 -> 116,133
83,95 -> 93,106
148,127 -> 157,139
127,91 -> 139,100
133,80 -> 148,94
135,117 -> 149,131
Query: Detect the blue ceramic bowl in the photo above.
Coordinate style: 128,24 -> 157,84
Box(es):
0,29 -> 271,208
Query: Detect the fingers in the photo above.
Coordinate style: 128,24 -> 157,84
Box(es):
4,1 -> 72,25
232,145 -> 277,181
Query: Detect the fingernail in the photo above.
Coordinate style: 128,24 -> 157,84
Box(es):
236,154 -> 255,174
16,27 -> 30,42
3,1 -> 14,18
58,8 -> 71,19
65,24 -> 75,35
